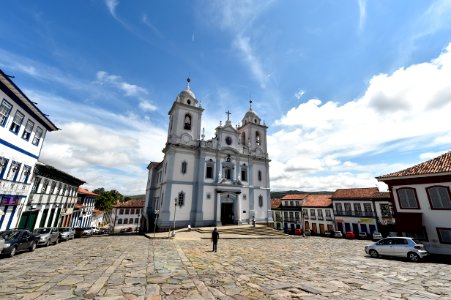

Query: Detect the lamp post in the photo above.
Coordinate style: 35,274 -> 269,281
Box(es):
171,197 -> 178,237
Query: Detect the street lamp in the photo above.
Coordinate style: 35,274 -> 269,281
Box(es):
170,197 -> 177,237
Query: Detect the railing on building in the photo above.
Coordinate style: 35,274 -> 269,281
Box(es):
0,179 -> 29,197
310,216 -> 316,220
334,210 -> 375,217
317,216 -> 324,220
326,216 -> 333,221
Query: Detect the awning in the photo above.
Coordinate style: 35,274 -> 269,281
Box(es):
395,212 -> 423,232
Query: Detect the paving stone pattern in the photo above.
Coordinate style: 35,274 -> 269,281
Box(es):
1,235 -> 451,299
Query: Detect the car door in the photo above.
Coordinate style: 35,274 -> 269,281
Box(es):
392,238 -> 409,257
18,231 -> 30,251
376,238 -> 393,255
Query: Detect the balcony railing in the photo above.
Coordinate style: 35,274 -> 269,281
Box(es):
303,215 -> 309,220
317,216 -> 324,220
326,216 -> 333,221
310,215 -> 316,220
334,210 -> 375,217
284,217 -> 301,223
0,179 -> 30,197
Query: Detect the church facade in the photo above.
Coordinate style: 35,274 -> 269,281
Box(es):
143,81 -> 272,231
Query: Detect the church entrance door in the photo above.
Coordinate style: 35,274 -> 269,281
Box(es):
221,203 -> 234,225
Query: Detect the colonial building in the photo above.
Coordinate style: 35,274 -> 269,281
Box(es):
72,188 -> 97,228
302,194 -> 335,235
278,194 -> 307,234
18,162 -> 84,231
0,70 -> 58,231
144,80 -> 271,231
377,151 -> 451,255
271,198 -> 282,230
331,187 -> 394,236
111,199 -> 144,233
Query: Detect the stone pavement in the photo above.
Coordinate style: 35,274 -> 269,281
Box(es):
1,233 -> 451,299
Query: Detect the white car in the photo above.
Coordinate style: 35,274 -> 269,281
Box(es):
365,237 -> 429,262
372,232 -> 383,241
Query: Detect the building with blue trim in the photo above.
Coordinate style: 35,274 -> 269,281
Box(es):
0,69 -> 58,231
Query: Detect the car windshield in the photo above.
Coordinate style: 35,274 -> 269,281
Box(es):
413,239 -> 423,245
35,228 -> 51,234
0,230 -> 20,240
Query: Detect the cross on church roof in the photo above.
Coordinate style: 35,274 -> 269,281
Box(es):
225,110 -> 231,121
249,99 -> 253,111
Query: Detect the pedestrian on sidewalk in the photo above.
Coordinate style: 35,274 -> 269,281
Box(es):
252,216 -> 256,227
211,227 -> 219,252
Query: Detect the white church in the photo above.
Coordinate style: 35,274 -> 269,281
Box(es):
143,80 -> 272,231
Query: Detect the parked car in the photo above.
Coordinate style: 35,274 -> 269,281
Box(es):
58,227 -> 75,241
0,229 -> 40,257
324,231 -> 333,237
345,231 -> 355,239
91,227 -> 100,235
334,231 -> 343,238
34,227 -> 60,246
358,232 -> 368,239
294,228 -> 304,235
365,237 -> 429,262
82,227 -> 93,236
372,232 -> 383,241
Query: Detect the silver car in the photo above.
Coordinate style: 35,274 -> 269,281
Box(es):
34,227 -> 60,246
58,227 -> 75,241
365,237 -> 429,262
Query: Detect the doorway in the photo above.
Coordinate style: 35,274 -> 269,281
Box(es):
221,203 -> 234,225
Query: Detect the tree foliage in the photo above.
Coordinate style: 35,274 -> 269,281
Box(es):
93,188 -> 124,212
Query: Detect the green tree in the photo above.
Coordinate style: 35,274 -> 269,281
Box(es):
93,188 -> 124,212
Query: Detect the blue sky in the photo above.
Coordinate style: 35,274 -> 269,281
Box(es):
1,0 -> 451,194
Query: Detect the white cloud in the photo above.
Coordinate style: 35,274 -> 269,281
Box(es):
294,89 -> 305,100
358,0 -> 367,33
233,36 -> 268,89
269,42 -> 451,191
95,71 -> 148,97
139,100 -> 157,112
105,0 -> 119,19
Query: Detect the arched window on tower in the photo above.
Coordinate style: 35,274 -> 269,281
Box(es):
258,195 -> 263,207
178,191 -> 185,207
258,170 -> 262,181
241,132 -> 246,145
184,114 -> 192,130
241,164 -> 247,181
181,161 -> 187,174
255,131 -> 260,146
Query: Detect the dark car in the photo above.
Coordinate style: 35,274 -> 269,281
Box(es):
0,229 -> 40,257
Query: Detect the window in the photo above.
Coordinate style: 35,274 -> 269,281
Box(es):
181,161 -> 187,174
258,170 -> 262,181
118,219 -> 123,224
20,165 -> 32,183
290,201 -> 294,206
335,203 -> 343,214
206,159 -> 214,179
125,209 -> 129,214
41,179 -> 49,193
241,132 -> 246,145
0,157 -> 9,179
427,186 -> 451,209
224,166 -> 232,180
178,191 -> 185,207
295,212 -> 300,221
379,204 -> 392,217
0,99 -> 12,127
241,164 -> 247,181
130,209 -> 135,215
32,126 -> 44,146
344,203 -> 352,214
317,209 -> 323,219
310,209 -> 316,217
9,110 -> 24,134
135,218 -> 139,224
397,188 -> 419,209
325,210 -> 331,217
129,218 -> 133,224
119,209 -> 124,215
184,114 -> 191,130
363,203 -> 373,214
49,181 -> 56,194
22,120 -> 34,141
303,210 -> 308,217
7,161 -> 21,181
437,228 -> 451,244
354,203 -> 362,216
258,195 -> 263,207
255,131 -> 260,146
124,218 -> 128,224
31,177 -> 41,194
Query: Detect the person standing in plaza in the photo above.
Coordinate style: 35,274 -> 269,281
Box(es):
211,227 -> 219,252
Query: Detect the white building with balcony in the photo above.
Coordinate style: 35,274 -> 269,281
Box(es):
0,70 -> 58,231
302,194 -> 335,235
331,187 -> 394,236
377,151 -> 451,255
72,188 -> 97,228
111,199 -> 144,233
18,162 -> 84,231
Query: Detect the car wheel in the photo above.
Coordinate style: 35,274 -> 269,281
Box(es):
369,249 -> 379,258
408,252 -> 420,262
29,242 -> 37,252
46,240 -> 50,247
9,246 -> 17,257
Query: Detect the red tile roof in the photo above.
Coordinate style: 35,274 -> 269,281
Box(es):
271,198 -> 281,209
302,194 -> 332,207
78,188 -> 98,196
281,194 -> 308,200
113,199 -> 145,208
377,151 -> 451,179
332,187 -> 381,199
93,209 -> 104,216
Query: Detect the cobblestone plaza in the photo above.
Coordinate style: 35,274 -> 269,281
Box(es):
1,234 -> 451,299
